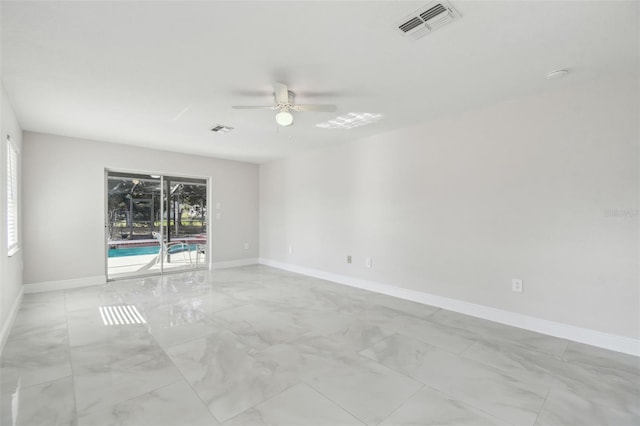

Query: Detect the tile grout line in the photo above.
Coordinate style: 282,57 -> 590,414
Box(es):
423,383 -> 515,425
421,381 -> 517,425
533,388 -> 552,426
221,381 -> 305,424
77,376 -> 186,421
158,340 -> 223,423
6,373 -> 74,391
112,277 -> 224,424
77,278 -> 214,422
457,337 -> 478,357
373,383 -> 425,425
282,332 -> 424,425
357,332 -> 546,425
428,313 -> 573,358
215,271 -> 384,422
171,300 -> 324,424
300,378 -> 369,425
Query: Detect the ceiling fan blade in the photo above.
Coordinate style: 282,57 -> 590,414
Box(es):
295,104 -> 337,112
232,105 -> 278,110
273,82 -> 289,104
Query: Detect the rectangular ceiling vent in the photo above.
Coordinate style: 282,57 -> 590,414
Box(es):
395,0 -> 461,40
210,124 -> 234,134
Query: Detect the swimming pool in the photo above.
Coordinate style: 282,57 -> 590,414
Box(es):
108,244 -> 198,258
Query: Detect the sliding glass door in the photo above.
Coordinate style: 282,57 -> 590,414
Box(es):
161,176 -> 208,274
106,170 -> 208,280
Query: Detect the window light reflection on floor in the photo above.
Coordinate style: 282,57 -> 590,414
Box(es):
99,305 -> 147,325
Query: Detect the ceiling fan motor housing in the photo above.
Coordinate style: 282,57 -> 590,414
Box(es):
275,90 -> 296,110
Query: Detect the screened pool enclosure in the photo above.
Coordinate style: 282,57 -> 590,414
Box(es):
106,171 -> 208,279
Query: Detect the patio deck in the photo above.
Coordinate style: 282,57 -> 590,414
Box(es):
107,247 -> 206,279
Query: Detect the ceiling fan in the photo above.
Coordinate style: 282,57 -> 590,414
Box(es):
232,82 -> 337,127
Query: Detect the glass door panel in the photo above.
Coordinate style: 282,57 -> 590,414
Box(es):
161,176 -> 208,273
107,172 -> 163,279
106,171 -> 208,280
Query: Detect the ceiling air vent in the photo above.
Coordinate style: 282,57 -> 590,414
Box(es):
399,17 -> 424,33
395,0 -> 461,41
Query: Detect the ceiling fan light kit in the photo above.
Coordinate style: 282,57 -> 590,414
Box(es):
232,82 -> 337,127
275,111 -> 294,127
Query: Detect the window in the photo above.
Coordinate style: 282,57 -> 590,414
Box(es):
7,136 -> 18,256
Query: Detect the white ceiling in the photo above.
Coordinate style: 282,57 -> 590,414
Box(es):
2,1 -> 638,164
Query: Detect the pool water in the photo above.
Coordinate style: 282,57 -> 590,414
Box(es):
108,244 -> 198,258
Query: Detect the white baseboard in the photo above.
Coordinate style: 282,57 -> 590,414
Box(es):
0,286 -> 24,354
210,258 -> 259,270
259,258 -> 640,357
24,275 -> 106,294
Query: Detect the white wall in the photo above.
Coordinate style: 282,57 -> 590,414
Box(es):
22,132 -> 258,285
260,76 -> 639,340
1,84 -> 24,346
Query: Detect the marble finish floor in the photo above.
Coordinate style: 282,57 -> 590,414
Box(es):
1,265 -> 638,425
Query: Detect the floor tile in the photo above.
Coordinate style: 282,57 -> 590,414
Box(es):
301,352 -> 423,425
1,265 -> 637,426
299,282 -> 371,313
8,293 -> 67,337
561,341 -> 640,376
18,290 -> 66,307
363,293 -> 440,320
1,325 -> 72,388
196,291 -> 248,314
207,268 -> 268,284
1,376 -> 76,426
250,338 -> 372,389
379,386 -> 508,426
461,340 -> 567,389
223,383 -> 363,426
142,298 -> 230,348
297,319 -> 394,354
382,315 -> 475,354
430,309 -> 569,356
71,337 -> 182,414
111,276 -> 185,311
461,339 -> 640,416
535,387 -> 640,426
224,277 -> 323,309
210,304 -> 310,349
166,330 -> 298,422
66,304 -> 153,348
64,285 -> 123,313
557,365 -> 640,417
78,380 -> 218,426
361,333 -> 548,425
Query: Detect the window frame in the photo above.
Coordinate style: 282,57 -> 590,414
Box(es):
7,136 -> 19,256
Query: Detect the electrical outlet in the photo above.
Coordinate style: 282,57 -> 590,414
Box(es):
365,257 -> 372,268
288,246 -> 293,254
512,279 -> 523,293
347,255 -> 352,264
243,243 -> 249,250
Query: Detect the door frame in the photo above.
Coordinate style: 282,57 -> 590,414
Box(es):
104,168 -> 210,280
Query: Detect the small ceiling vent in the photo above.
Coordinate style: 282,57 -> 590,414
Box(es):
210,124 -> 234,134
395,0 -> 461,40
